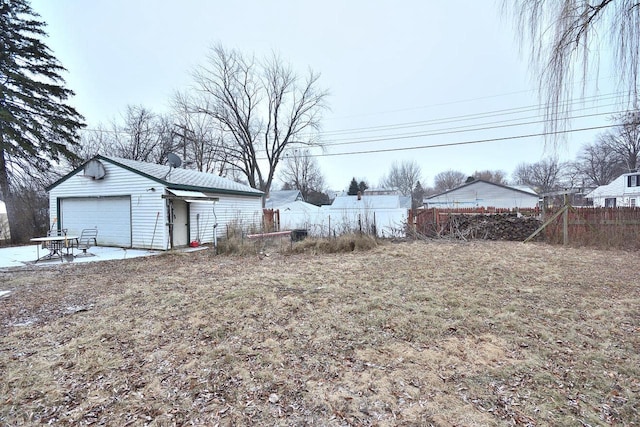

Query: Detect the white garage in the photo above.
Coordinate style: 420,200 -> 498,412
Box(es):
47,156 -> 264,250
59,197 -> 132,247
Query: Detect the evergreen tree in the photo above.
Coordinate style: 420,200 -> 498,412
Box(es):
0,0 -> 84,242
358,180 -> 368,194
347,178 -> 359,195
411,181 -> 426,210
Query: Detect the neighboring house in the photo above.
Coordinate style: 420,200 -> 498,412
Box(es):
586,171 -> 640,207
0,200 -> 9,241
424,180 -> 539,209
265,190 -> 304,209
46,155 -> 264,250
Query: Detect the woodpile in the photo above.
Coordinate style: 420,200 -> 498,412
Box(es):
440,213 -> 542,241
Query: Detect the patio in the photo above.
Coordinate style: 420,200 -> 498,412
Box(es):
0,244 -> 162,269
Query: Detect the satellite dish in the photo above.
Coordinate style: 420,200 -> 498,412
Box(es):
83,159 -> 106,180
168,153 -> 182,168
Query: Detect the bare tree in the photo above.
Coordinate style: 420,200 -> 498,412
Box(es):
189,45 -> 329,195
504,1 -> 640,129
574,137 -> 626,186
71,106 -> 178,166
279,149 -> 326,200
472,169 -> 508,185
602,110 -> 640,171
173,91 -> 230,174
513,158 -> 565,193
433,170 -> 466,193
70,124 -> 113,167
381,160 -> 423,196
112,105 -> 175,163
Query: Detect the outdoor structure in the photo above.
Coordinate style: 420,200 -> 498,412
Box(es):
274,193 -> 410,237
276,200 -> 325,233
326,194 -> 412,237
46,156 -> 264,250
585,171 -> 640,207
0,200 -> 9,241
424,180 -> 539,209
264,190 -> 304,209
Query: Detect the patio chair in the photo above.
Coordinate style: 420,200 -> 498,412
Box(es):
75,228 -> 98,257
43,228 -> 68,261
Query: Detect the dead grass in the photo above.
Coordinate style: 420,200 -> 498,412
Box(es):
285,233 -> 378,254
1,240 -> 639,426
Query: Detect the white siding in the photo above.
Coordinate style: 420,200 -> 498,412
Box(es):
588,173 -> 640,207
426,181 -> 539,209
324,205 -> 407,237
49,162 -> 169,250
278,200 -> 408,238
278,202 -> 325,232
188,195 -> 263,242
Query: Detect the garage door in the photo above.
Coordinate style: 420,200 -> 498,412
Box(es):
60,197 -> 132,247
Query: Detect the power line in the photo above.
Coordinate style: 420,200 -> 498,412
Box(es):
287,124 -> 616,159
81,91 -> 624,138
317,108 -> 622,148
312,91 -> 624,137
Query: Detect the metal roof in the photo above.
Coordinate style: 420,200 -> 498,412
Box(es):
425,179 -> 539,200
47,156 -> 263,197
265,190 -> 304,208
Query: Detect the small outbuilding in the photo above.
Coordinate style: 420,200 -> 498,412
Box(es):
327,193 -> 412,237
46,155 -> 264,250
424,180 -> 539,209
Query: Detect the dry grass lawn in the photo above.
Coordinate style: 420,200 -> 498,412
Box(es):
1,240 -> 639,426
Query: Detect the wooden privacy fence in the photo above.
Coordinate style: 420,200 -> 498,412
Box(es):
263,209 -> 280,232
542,207 -> 640,248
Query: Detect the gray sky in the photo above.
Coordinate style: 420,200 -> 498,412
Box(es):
30,0 -> 616,191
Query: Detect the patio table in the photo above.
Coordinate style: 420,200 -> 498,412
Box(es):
30,235 -> 79,262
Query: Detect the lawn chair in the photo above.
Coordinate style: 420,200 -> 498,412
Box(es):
75,228 -> 98,257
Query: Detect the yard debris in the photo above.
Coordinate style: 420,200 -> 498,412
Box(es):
64,304 -> 93,314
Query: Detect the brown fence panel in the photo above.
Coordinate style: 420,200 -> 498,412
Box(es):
544,207 -> 640,249
262,209 -> 280,232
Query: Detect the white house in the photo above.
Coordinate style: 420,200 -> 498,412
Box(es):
586,171 -> 640,207
46,156 -> 264,250
424,180 -> 539,209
